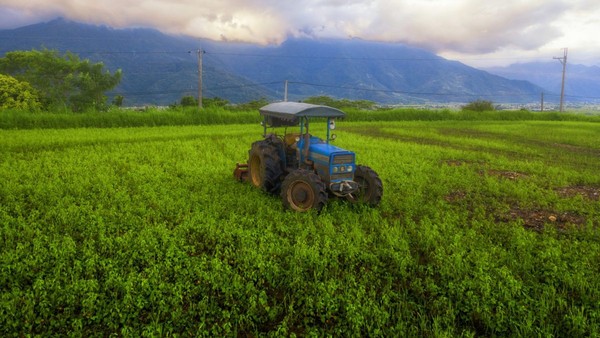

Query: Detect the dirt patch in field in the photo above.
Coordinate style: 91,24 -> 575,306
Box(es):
445,159 -> 464,167
444,190 -> 467,203
551,143 -> 600,158
485,169 -> 529,180
443,159 -> 486,167
556,186 -> 600,201
497,206 -> 586,231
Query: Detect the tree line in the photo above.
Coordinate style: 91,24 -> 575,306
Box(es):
0,49 -> 121,112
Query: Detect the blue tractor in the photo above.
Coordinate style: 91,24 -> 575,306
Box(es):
234,102 -> 383,212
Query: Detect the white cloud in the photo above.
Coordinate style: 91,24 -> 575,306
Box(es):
1,0 -> 599,65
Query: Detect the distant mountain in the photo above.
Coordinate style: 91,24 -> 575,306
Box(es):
484,62 -> 600,103
0,18 -> 270,106
214,38 -> 545,104
0,18 -> 546,106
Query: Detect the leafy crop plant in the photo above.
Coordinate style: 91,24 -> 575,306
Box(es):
0,120 -> 598,336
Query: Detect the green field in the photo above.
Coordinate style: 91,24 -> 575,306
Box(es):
1,116 -> 599,336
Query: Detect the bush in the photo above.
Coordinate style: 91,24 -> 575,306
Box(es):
0,74 -> 41,110
203,97 -> 229,108
0,49 -> 121,112
112,95 -> 124,107
304,95 -> 377,110
180,95 -> 198,107
462,100 -> 495,112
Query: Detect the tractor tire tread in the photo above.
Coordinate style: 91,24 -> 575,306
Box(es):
248,140 -> 284,194
281,169 -> 328,212
352,165 -> 383,206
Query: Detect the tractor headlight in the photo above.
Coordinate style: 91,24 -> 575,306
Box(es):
333,167 -> 338,173
347,166 -> 353,172
340,166 -> 346,172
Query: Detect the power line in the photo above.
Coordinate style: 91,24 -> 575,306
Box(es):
204,51 -> 560,63
210,81 -> 283,90
0,47 -> 193,54
0,46 -> 575,64
553,48 -> 568,112
545,92 -> 600,100
102,78 -> 600,100
109,81 -> 283,97
287,81 -> 537,99
205,51 -> 444,61
5,45 -> 598,103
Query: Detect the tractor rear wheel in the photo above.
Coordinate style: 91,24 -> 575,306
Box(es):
281,169 -> 328,212
348,165 -> 383,206
248,140 -> 283,194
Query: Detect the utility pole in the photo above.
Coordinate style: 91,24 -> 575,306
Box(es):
541,92 -> 544,112
553,48 -> 567,112
284,80 -> 288,102
197,49 -> 204,109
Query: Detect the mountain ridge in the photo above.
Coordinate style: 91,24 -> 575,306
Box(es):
484,62 -> 600,103
1,18 -> 550,106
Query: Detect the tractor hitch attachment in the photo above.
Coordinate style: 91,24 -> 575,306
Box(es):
330,181 -> 359,197
233,163 -> 249,182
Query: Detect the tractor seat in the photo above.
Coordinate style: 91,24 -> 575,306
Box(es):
284,133 -> 301,147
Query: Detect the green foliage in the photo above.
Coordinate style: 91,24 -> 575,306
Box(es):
112,95 -> 124,107
203,97 -> 229,108
0,49 -> 122,112
179,95 -> 197,107
0,106 -> 261,129
462,99 -> 495,112
343,107 -> 600,123
2,106 -> 598,130
0,74 -> 41,110
1,121 -> 599,336
173,96 -> 230,109
304,95 -> 377,110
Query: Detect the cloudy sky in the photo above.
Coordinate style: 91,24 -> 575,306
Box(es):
1,0 -> 599,67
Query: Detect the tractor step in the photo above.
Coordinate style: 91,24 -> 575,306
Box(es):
233,163 -> 249,182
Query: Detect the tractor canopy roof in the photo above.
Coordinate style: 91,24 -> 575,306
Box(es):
259,102 -> 345,127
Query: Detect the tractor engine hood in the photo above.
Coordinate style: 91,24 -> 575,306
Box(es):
305,141 -> 358,195
307,142 -> 354,164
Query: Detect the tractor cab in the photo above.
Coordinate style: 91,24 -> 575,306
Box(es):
234,101 -> 383,212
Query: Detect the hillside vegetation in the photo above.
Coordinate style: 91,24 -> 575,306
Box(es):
1,109 -> 599,335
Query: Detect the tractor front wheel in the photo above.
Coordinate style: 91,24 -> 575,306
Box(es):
281,169 -> 328,212
348,165 -> 383,206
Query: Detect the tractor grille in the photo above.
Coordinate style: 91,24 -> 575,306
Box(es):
331,173 -> 353,181
332,154 -> 354,165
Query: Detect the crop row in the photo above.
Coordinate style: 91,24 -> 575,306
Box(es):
1,121 -> 599,336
